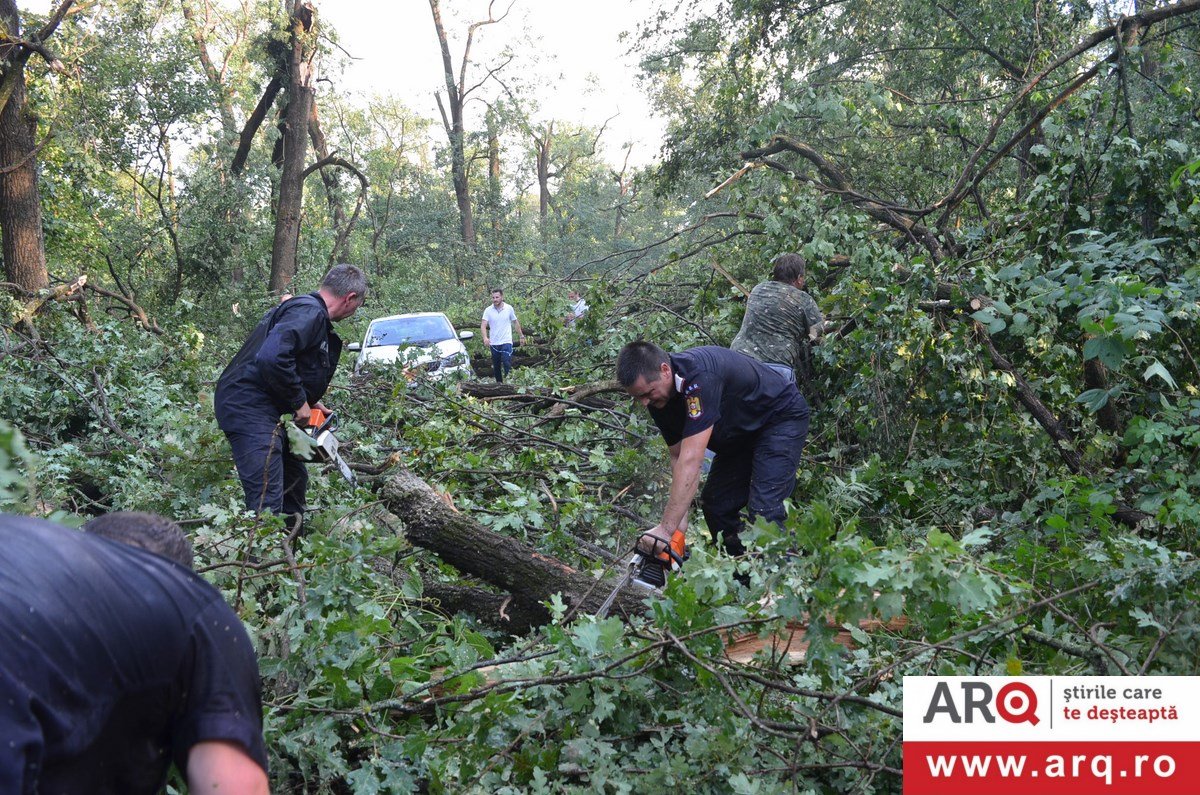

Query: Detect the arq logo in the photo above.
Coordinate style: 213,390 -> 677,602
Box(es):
922,680 -> 1040,725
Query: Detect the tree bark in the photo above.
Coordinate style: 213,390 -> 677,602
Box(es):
486,105 -> 501,236
0,0 -> 49,291
427,0 -> 513,258
301,154 -> 368,266
613,145 -> 633,245
231,74 -> 283,176
534,122 -> 553,240
429,0 -> 476,253
379,467 -> 649,623
1082,355 -> 1122,435
421,580 -> 549,635
269,2 -> 316,294
306,99 -> 349,261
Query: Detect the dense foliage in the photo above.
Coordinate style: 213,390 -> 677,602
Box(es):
4,0 -> 1200,792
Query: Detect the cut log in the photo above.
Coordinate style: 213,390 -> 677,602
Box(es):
723,615 -> 910,665
379,467 -> 648,623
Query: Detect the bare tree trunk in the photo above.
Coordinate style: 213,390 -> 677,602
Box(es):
307,99 -> 348,261
486,105 -> 501,237
428,0 -> 510,257
269,1 -> 315,294
429,0 -> 476,253
613,144 -> 633,246
231,74 -> 283,176
179,0 -> 247,284
0,0 -> 48,291
534,122 -> 553,241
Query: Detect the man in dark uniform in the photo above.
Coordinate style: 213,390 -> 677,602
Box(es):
0,513 -> 268,794
617,342 -> 810,556
215,264 -> 367,525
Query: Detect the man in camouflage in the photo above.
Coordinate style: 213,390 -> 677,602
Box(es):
730,253 -> 824,383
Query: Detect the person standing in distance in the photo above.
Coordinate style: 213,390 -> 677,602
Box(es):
215,264 -> 367,529
481,288 -> 525,383
564,288 -> 588,326
0,512 -> 268,794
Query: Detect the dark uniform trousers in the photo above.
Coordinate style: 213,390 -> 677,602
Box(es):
224,409 -> 308,521
700,414 -> 809,555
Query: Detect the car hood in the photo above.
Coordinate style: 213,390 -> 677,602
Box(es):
358,338 -> 465,367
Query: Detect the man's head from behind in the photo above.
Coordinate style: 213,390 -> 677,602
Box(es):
617,341 -> 674,409
82,511 -> 194,569
320,264 -> 368,321
771,253 -> 807,288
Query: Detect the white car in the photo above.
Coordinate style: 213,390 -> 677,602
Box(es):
349,312 -> 474,378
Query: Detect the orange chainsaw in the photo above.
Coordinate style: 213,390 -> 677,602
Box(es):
304,408 -> 356,486
596,530 -> 688,617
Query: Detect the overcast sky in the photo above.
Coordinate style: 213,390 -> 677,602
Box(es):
318,0 -> 667,167
15,0 -> 670,166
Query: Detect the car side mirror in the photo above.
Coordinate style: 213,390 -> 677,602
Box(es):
458,331 -> 475,340
347,342 -> 362,352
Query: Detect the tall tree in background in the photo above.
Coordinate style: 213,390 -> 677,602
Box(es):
428,0 -> 512,268
179,0 -> 237,143
269,0 -> 316,293
528,118 -> 609,243
0,0 -> 72,292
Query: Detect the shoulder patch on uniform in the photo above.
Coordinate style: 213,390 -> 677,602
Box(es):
684,383 -> 703,418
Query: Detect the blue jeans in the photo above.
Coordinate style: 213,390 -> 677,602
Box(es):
490,343 -> 513,382
700,411 -> 810,555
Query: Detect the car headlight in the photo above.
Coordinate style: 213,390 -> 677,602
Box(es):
439,352 -> 466,369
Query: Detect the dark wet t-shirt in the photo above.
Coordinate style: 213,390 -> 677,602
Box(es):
0,517 -> 267,795
646,346 -> 809,455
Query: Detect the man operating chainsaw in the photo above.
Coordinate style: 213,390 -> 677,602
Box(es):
617,341 -> 810,562
215,264 -> 367,528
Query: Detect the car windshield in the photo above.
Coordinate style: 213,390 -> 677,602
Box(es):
366,316 -> 455,348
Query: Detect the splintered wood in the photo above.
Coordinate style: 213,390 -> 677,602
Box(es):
723,615 -> 910,666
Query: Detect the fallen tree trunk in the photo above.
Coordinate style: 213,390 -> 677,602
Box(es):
422,580 -> 549,634
379,467 -> 647,624
460,381 -> 546,403
541,379 -> 623,419
460,380 -> 619,413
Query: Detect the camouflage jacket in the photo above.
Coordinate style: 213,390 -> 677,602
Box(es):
730,280 -> 823,370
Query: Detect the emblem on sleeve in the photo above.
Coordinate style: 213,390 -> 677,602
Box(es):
686,394 -> 702,418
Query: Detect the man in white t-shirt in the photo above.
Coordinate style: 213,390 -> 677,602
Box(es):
481,288 -> 525,382
564,288 -> 588,326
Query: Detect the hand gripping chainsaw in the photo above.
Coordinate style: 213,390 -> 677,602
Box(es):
304,408 -> 357,486
596,530 -> 688,618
